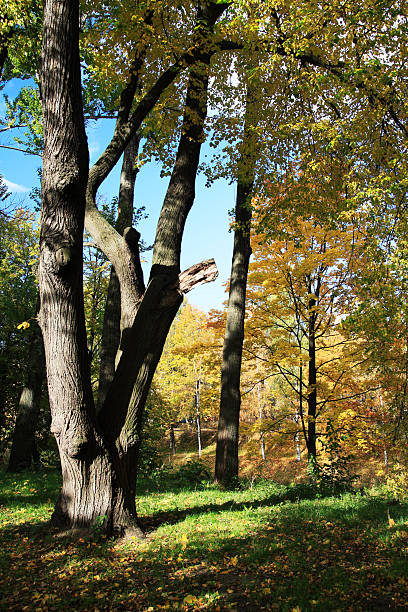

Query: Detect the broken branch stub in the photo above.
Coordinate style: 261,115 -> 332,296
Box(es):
178,259 -> 218,294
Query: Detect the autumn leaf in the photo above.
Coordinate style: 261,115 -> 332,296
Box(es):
181,533 -> 188,550
17,321 -> 30,330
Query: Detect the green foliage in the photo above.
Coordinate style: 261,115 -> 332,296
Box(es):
143,459 -> 211,492
309,419 -> 358,494
38,448 -> 60,470
2,86 -> 43,154
0,206 -> 39,459
174,459 -> 211,484
1,0 -> 42,82
385,461 -> 408,500
137,391 -> 166,477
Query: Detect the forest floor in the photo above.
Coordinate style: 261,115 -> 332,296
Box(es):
1,467 -> 408,611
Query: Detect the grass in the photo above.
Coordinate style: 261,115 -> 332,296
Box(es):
1,468 -> 408,611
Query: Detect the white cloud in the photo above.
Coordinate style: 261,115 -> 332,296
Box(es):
3,179 -> 30,193
89,142 -> 99,155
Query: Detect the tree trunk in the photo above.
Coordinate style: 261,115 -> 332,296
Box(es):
97,133 -> 143,411
257,381 -> 265,461
169,424 -> 176,458
7,317 -> 46,472
40,0 -> 224,534
307,297 -> 317,463
294,410 -> 301,462
40,0 -> 142,534
215,76 -> 258,485
195,360 -> 202,458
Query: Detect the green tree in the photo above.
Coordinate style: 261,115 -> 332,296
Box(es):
0,205 -> 38,459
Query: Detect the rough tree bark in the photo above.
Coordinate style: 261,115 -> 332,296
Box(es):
7,316 -> 46,472
41,0 -> 226,533
97,133 -> 143,411
215,74 -> 258,485
39,0 -> 138,533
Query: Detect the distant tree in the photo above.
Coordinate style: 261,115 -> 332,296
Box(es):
246,215 -> 367,466
0,207 -> 38,460
155,301 -> 220,457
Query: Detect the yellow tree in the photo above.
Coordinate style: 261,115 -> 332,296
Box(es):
247,212 -> 369,466
154,301 -> 220,458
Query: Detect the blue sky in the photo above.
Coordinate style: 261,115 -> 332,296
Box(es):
1,82 -> 235,313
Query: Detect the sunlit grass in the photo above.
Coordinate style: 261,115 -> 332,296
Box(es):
0,469 -> 408,610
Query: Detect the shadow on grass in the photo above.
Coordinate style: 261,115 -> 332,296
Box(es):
1,472 -> 408,610
137,479 -> 377,531
2,500 -> 407,612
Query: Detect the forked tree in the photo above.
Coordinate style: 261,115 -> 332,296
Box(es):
39,0 -> 230,535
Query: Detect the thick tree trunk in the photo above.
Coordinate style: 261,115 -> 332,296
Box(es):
97,133 -> 143,411
215,77 -> 258,485
7,318 -> 46,472
40,0 -> 225,534
40,0 -> 141,534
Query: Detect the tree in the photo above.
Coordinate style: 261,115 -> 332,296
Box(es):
246,214 -> 368,466
154,301 -> 220,457
344,216 -> 408,462
215,67 -> 259,485
39,0 -> 227,534
7,297 -> 45,472
0,205 -> 39,460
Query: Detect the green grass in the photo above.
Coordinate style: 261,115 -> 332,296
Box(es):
1,469 -> 408,611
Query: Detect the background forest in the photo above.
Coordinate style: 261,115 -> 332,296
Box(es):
1,0 -> 408,609
1,0 -> 408,496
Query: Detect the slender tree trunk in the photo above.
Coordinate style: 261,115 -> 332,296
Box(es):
215,76 -> 258,485
194,360 -> 202,458
257,381 -> 265,461
307,298 -> 317,463
294,410 -> 301,462
169,424 -> 176,458
7,317 -> 46,472
97,133 -> 142,411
